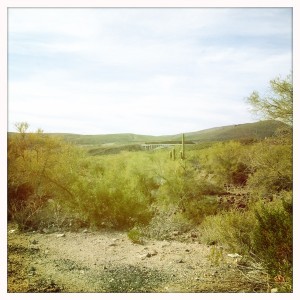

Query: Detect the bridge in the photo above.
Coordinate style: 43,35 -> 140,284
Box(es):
141,143 -> 181,150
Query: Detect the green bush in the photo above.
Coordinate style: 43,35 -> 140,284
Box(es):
198,141 -> 250,186
127,227 -> 144,244
246,142 -> 292,199
63,152 -> 157,230
8,126 -> 82,230
143,207 -> 193,240
253,191 -> 292,280
199,192 -> 293,291
199,209 -> 257,254
182,195 -> 220,224
153,157 -> 223,222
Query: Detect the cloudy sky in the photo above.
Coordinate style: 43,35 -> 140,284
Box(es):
8,8 -> 292,135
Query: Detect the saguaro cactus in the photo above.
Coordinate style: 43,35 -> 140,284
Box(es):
181,133 -> 185,160
170,148 -> 176,160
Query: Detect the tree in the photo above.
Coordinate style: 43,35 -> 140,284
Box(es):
247,73 -> 293,126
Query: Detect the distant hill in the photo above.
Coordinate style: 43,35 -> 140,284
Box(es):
47,120 -> 287,146
170,120 -> 287,143
8,120 -> 287,147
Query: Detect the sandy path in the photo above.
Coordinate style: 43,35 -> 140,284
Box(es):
7,225 -> 267,293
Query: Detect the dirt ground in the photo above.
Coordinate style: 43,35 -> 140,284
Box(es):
7,224 -> 269,293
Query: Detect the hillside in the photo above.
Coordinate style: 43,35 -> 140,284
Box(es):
48,120 -> 286,146
172,120 -> 286,143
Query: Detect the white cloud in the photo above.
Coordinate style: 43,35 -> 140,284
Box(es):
8,8 -> 292,135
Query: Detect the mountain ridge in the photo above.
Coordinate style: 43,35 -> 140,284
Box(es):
45,120 -> 287,145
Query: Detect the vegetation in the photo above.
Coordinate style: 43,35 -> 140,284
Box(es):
247,73 -> 293,125
8,119 -> 286,147
8,74 -> 293,292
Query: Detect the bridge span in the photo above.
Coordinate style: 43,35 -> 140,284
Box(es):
141,143 -> 180,150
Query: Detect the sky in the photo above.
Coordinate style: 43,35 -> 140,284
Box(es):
8,8 -> 292,135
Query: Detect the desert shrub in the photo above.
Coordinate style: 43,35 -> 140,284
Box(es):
127,227 -> 144,244
64,152 -> 156,230
182,195 -> 220,224
198,141 -> 250,186
199,192 -> 293,291
207,245 -> 225,267
8,125 -> 83,230
153,157 -> 223,219
199,209 -> 257,254
143,206 -> 193,240
252,191 -> 292,280
246,142 -> 292,199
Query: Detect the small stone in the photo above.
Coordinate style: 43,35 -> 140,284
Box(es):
82,229 -> 88,233
271,288 -> 278,293
227,253 -> 242,258
161,241 -> 170,248
108,243 -> 117,246
172,231 -> 179,236
191,232 -> 198,238
149,249 -> 158,256
79,270 -> 85,274
139,254 -> 149,260
56,233 -> 65,238
177,259 -> 184,263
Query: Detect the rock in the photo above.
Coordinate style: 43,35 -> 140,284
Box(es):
42,228 -> 49,234
8,229 -> 16,234
190,232 -> 198,238
172,231 -> 179,236
176,259 -> 184,263
139,250 -> 158,260
161,241 -> 170,248
149,249 -> 158,256
271,288 -> 278,293
227,253 -> 242,258
82,229 -> 88,233
56,233 -> 65,238
139,254 -> 149,260
108,243 -> 117,246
